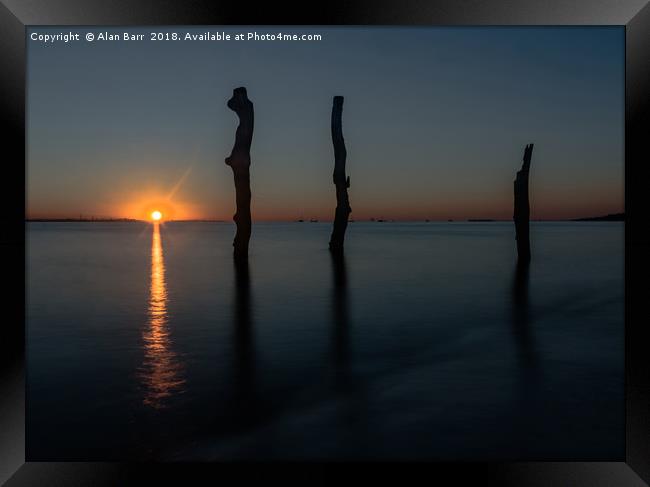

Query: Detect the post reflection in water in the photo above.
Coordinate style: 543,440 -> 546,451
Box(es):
330,252 -> 350,386
231,256 -> 260,425
329,252 -> 373,452
511,262 -> 537,368
511,260 -> 542,414
141,222 -> 185,409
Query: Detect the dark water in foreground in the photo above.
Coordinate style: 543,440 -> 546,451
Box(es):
27,221 -> 624,460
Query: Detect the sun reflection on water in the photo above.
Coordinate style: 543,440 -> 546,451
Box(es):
141,221 -> 185,409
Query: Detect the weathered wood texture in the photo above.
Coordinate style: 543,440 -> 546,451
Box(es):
225,87 -> 254,260
328,96 -> 351,253
514,143 -> 534,262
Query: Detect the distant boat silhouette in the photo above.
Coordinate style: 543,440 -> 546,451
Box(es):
310,218 -> 319,223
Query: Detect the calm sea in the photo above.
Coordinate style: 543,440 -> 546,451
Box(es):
27,221 -> 624,460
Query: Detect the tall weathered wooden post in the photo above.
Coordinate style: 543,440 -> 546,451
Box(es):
328,96 -> 351,254
514,143 -> 534,262
225,87 -> 254,260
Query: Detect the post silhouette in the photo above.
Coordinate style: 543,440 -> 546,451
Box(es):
514,143 -> 534,262
225,87 -> 254,260
329,96 -> 351,254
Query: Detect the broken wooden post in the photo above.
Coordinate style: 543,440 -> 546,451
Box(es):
225,87 -> 254,260
328,96 -> 351,253
513,143 -> 534,262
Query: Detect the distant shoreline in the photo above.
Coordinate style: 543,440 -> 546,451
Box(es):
570,213 -> 625,222
25,218 -> 226,223
27,218 -> 141,222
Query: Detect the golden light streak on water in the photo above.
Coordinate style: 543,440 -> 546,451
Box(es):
141,222 -> 185,409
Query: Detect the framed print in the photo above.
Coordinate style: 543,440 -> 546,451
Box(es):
1,0 -> 649,485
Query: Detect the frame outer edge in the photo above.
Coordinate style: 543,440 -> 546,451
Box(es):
0,0 -> 26,485
626,0 -> 650,484
0,0 -> 648,485
0,0 -> 648,25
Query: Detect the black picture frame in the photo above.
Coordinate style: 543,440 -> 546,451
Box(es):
1,1 -> 648,485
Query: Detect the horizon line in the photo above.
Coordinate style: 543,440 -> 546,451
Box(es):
25,212 -> 625,223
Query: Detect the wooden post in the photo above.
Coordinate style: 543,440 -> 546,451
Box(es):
225,87 -> 254,260
329,96 -> 351,253
513,143 -> 534,262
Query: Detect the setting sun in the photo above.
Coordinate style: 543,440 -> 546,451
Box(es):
151,210 -> 162,221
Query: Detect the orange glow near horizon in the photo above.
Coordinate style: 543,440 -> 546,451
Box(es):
110,183 -> 194,221
134,198 -> 177,221
26,185 -> 623,222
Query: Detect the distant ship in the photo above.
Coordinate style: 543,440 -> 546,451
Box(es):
309,218 -> 318,222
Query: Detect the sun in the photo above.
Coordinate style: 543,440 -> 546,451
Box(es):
151,210 -> 163,221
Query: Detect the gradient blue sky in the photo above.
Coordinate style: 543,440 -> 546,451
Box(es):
27,26 -> 623,220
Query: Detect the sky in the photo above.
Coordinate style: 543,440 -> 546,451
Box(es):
27,26 -> 624,221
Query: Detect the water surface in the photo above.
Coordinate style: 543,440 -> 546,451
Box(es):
27,221 -> 624,460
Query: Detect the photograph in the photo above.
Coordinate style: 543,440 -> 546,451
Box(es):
24,25 -> 625,462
